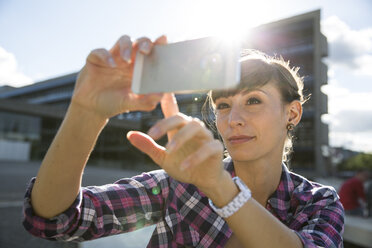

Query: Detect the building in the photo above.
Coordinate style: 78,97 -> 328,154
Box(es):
0,10 -> 328,175
0,73 -> 205,169
245,10 -> 329,176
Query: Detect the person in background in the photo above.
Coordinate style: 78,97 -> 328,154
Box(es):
339,169 -> 370,216
367,181 -> 372,217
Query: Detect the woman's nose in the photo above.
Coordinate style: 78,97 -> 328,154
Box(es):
228,107 -> 245,127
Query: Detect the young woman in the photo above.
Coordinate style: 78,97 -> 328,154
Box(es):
23,35 -> 344,247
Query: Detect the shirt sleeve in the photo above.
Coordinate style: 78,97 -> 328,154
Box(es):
22,169 -> 170,242
294,186 -> 345,248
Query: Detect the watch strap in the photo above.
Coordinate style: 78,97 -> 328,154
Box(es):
208,176 -> 252,218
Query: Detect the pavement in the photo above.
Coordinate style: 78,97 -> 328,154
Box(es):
0,160 -> 146,248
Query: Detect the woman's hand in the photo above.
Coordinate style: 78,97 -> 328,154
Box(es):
71,35 -> 167,120
127,112 -> 227,193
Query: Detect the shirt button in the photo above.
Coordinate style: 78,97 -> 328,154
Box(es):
152,186 -> 161,195
145,212 -> 152,220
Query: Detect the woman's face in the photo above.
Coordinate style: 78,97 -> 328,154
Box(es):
215,82 -> 289,163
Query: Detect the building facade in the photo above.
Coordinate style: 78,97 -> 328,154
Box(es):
0,10 -> 329,175
245,10 -> 329,176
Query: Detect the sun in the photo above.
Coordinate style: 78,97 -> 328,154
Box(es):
178,0 -> 271,43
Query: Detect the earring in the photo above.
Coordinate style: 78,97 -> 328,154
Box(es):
287,123 -> 295,131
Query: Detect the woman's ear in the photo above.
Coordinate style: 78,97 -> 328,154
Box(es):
287,100 -> 302,126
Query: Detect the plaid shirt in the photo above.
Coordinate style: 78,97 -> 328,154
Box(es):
23,157 -> 344,247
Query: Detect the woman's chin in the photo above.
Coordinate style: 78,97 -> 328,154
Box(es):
228,150 -> 261,163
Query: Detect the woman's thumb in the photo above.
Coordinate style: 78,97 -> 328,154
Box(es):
126,131 -> 165,165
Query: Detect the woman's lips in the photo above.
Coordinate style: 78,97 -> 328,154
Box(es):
228,135 -> 255,145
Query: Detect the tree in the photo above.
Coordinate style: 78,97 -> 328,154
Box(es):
339,153 -> 372,171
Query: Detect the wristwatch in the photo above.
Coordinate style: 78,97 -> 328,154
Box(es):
208,177 -> 252,218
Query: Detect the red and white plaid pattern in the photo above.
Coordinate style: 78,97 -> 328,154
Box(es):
23,157 -> 344,247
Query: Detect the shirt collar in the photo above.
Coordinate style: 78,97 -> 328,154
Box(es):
223,156 -> 235,176
266,164 -> 295,223
223,157 -> 294,223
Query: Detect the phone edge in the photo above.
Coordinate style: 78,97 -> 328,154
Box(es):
132,52 -> 144,94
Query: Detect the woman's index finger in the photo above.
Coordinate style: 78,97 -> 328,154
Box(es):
154,35 -> 167,45
161,93 -> 179,118
161,93 -> 180,141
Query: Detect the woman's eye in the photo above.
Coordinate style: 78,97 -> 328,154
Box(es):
246,97 -> 261,105
216,102 -> 230,109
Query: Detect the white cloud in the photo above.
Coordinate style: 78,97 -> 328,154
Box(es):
332,110 -> 372,133
0,46 -> 33,87
322,16 -> 372,76
355,54 -> 372,76
322,81 -> 372,153
322,82 -> 372,114
330,131 -> 372,153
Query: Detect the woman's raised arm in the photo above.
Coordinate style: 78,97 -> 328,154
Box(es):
31,35 -> 167,218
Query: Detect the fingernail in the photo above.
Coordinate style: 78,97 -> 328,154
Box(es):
140,41 -> 151,54
107,57 -> 116,68
122,49 -> 131,62
126,131 -> 134,139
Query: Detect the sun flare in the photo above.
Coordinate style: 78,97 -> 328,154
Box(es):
177,0 -> 271,43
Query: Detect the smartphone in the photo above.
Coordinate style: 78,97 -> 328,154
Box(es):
132,37 -> 241,94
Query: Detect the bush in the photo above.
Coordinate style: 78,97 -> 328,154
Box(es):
338,153 -> 372,171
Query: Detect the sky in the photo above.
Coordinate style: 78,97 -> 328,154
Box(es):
0,0 -> 372,153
